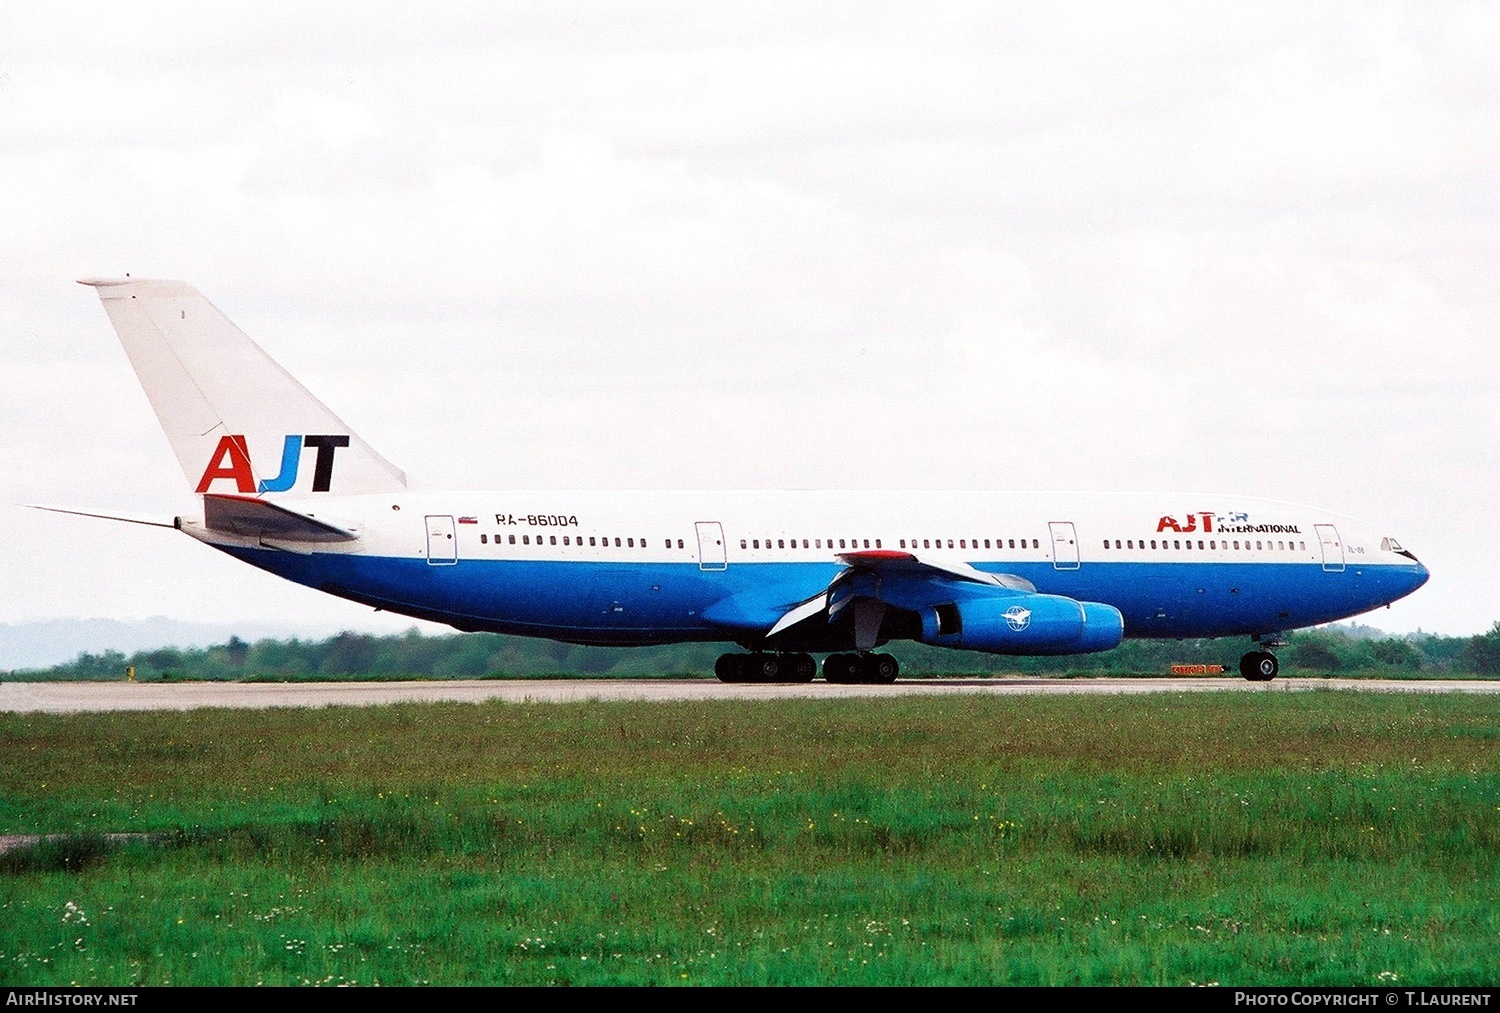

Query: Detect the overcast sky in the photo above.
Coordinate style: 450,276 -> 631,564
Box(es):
2,2 -> 1496,637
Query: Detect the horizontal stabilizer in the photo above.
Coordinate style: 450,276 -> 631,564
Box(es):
26,504 -> 176,529
202,494 -> 358,542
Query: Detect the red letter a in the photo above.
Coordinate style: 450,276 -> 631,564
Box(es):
196,435 -> 255,493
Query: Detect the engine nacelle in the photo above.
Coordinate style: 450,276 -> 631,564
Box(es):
919,593 -> 1124,655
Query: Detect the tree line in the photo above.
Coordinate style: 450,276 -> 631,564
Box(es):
10,623 -> 1500,681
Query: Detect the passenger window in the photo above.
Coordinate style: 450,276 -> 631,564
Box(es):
900,539 -> 907,549
947,539 -> 954,548
480,534 -> 487,544
1150,540 -> 1157,549
874,539 -> 881,548
614,537 -> 621,547
753,539 -> 760,549
1174,540 -> 1181,549
1032,539 -> 1039,548
839,539 -> 846,548
816,539 -> 822,548
960,539 -> 967,549
923,539 -> 930,549
546,535 -> 553,545
863,539 -> 870,548
1256,541 -> 1262,550
1278,541 -> 1284,550
1209,540 -> 1215,549
509,535 -> 516,545
679,539 -> 685,549
778,539 -> 785,549
803,539 -> 809,548
523,535 -> 530,545
563,536 -> 569,546
740,539 -> 747,549
984,539 -> 990,548
1127,539 -> 1133,549
1300,541 -> 1306,550
1008,539 -> 1015,548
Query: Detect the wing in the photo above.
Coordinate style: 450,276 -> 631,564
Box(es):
833,549 -> 1035,592
705,549 -> 1037,644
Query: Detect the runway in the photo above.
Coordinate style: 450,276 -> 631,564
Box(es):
3,676 -> 1498,713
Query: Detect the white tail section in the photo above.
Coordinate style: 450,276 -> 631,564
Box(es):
79,278 -> 407,497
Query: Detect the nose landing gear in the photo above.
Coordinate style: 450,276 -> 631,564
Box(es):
1239,650 -> 1279,681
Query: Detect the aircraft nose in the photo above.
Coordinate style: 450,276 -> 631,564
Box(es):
1406,561 -> 1431,596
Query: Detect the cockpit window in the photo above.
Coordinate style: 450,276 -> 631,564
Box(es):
1388,537 -> 1403,551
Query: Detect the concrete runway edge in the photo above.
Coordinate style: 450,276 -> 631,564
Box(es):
3,676 -> 1499,713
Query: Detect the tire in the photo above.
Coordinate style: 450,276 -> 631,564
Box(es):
715,654 -> 741,683
824,653 -> 858,684
1240,650 -> 1278,682
868,654 -> 899,684
755,654 -> 781,681
790,653 -> 817,682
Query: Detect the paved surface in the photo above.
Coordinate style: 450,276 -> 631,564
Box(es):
3,677 -> 1498,713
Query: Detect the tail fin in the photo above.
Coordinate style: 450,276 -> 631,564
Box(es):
79,278 -> 407,498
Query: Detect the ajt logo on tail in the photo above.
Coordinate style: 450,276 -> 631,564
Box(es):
196,434 -> 350,494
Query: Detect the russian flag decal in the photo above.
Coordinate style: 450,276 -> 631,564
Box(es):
458,516 -> 478,524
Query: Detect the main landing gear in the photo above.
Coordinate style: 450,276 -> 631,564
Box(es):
712,652 -> 900,684
823,653 -> 899,685
715,652 -> 817,683
1239,650 -> 1279,682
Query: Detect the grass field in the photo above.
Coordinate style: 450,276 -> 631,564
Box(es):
1,691 -> 1496,985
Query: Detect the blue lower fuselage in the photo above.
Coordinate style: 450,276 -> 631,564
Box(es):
220,546 -> 1429,647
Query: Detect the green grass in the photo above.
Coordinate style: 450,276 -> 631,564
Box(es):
1,692 -> 1496,985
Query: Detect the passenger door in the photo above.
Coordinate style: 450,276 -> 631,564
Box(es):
1049,521 -> 1080,570
695,521 -> 727,571
1315,524 -> 1345,572
426,514 -> 457,565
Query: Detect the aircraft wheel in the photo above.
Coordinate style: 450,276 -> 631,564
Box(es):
1240,650 -> 1278,682
824,653 -> 859,684
789,653 -> 817,683
752,653 -> 781,681
865,653 -> 899,684
715,654 -> 741,683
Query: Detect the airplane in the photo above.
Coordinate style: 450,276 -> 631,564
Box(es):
42,277 -> 1430,684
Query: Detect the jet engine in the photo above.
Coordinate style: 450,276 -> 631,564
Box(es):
918,593 -> 1124,655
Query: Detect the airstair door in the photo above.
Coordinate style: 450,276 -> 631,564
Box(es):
1049,521 -> 1080,570
1315,524 -> 1345,572
695,521 -> 727,571
426,515 -> 457,565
